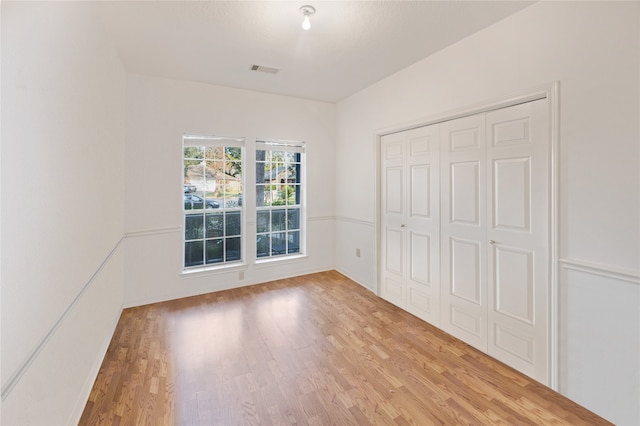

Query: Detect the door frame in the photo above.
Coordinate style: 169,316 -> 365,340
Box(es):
374,82 -> 560,390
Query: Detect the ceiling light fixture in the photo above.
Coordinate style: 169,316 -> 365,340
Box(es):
300,5 -> 315,31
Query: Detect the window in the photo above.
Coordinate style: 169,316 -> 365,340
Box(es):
183,136 -> 244,269
256,140 -> 305,259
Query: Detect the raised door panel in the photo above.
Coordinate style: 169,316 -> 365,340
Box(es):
486,99 -> 549,384
385,167 -> 403,215
385,228 -> 404,277
410,164 -> 431,219
450,238 -> 481,304
494,245 -> 534,324
409,131 -> 433,156
450,161 -> 480,225
449,128 -> 481,152
409,232 -> 430,286
493,158 -> 531,231
445,236 -> 486,350
407,231 -> 433,319
383,276 -> 404,303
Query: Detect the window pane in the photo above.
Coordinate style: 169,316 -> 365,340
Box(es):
190,160 -> 206,183
225,212 -> 241,236
261,184 -> 279,206
284,185 -> 298,206
272,209 -> 286,231
185,241 -> 204,267
205,160 -> 222,199
225,237 -> 241,261
272,232 -> 286,255
287,231 -> 300,254
256,184 -> 266,207
265,161 -> 280,185
287,209 -> 300,231
185,214 -> 204,240
184,146 -> 204,159
216,183 -> 228,208
205,213 -> 223,238
227,160 -> 242,179
184,194 -> 194,210
225,146 -> 242,159
205,239 -> 223,264
185,194 -> 196,210
185,194 -> 216,210
204,146 -> 223,160
287,163 -> 299,183
257,235 -> 270,257
256,151 -> 267,183
257,210 -> 270,233
225,169 -> 242,208
184,161 -> 204,196
205,196 -> 219,210
272,186 -> 288,206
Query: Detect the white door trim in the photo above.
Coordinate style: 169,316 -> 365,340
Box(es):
374,81 -> 560,390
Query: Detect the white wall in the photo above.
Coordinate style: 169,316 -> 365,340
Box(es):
2,1 -> 637,424
334,2 -> 640,424
1,2 -> 126,424
123,74 -> 336,307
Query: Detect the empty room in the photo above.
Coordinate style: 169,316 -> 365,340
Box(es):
2,1 -> 639,425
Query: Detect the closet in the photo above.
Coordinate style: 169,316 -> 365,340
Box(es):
380,99 -> 550,384
380,125 -> 441,325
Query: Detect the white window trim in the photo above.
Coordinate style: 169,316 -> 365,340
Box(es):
182,135 -> 246,271
180,136 -> 307,275
255,139 -> 307,261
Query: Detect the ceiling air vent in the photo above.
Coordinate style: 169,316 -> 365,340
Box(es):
249,64 -> 280,75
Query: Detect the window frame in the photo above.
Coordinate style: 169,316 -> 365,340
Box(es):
182,135 -> 245,271
255,140 -> 306,262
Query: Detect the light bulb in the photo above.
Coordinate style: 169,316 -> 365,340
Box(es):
300,5 -> 315,31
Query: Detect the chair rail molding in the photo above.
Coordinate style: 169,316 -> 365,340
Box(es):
559,258 -> 640,285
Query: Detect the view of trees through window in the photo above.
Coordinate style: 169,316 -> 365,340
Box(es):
183,142 -> 243,268
256,144 -> 303,258
182,137 -> 304,269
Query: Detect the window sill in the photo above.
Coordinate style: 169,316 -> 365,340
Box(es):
255,254 -> 308,268
180,262 -> 247,279
179,254 -> 308,279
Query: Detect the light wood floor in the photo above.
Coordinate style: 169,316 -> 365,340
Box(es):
79,270 -> 610,425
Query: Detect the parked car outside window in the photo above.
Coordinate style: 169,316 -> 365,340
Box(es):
184,194 -> 219,209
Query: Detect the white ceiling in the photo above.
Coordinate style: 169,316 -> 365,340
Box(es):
98,1 -> 534,103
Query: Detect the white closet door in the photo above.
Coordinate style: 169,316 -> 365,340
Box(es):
380,125 -> 440,325
381,98 -> 550,384
405,126 -> 440,324
486,99 -> 549,383
380,132 -> 407,308
440,113 -> 488,351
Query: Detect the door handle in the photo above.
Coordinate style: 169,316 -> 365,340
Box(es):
401,224 -> 406,228
489,240 -> 496,245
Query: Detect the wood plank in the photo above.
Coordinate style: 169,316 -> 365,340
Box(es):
79,270 -> 611,425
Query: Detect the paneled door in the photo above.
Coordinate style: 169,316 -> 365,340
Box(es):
380,125 -> 441,326
485,99 -> 549,382
440,113 -> 488,351
440,99 -> 550,384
